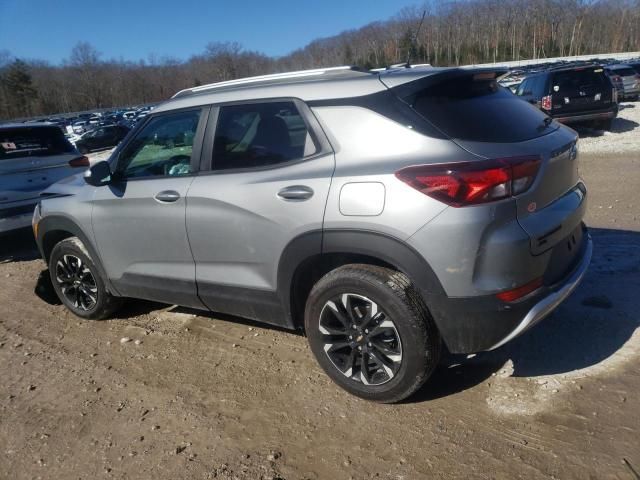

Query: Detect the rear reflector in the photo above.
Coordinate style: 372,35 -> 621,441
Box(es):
496,277 -> 543,302
69,155 -> 90,167
395,156 -> 541,207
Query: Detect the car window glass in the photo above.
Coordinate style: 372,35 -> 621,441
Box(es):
0,126 -> 75,160
212,101 -> 316,170
118,110 -> 200,178
406,75 -> 553,143
551,69 -> 607,93
615,68 -> 636,77
516,80 -> 527,96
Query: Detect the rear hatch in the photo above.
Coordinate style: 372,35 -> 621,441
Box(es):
0,126 -> 83,207
383,69 -> 584,256
549,67 -> 613,116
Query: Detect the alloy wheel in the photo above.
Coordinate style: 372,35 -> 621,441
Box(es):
319,293 -> 402,386
55,254 -> 98,311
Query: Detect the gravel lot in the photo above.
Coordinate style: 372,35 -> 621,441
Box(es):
1,133 -> 639,478
577,102 -> 640,154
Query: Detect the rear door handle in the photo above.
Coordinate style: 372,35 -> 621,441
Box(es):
154,190 -> 181,203
277,185 -> 314,201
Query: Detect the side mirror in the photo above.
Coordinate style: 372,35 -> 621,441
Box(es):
84,160 -> 112,186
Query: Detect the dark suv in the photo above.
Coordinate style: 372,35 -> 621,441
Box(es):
516,65 -> 617,130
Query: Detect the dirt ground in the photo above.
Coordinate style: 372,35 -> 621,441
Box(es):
1,149 -> 639,480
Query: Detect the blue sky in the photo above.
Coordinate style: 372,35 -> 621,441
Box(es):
0,0 -> 419,64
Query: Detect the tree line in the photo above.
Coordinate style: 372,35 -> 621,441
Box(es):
1,0 -> 639,120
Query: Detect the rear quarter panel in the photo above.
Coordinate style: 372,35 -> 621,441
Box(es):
310,105 -> 480,240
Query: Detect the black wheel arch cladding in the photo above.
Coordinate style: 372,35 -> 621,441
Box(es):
36,215 -> 120,296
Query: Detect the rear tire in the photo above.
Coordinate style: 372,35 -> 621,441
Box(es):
304,264 -> 441,403
49,237 -> 123,320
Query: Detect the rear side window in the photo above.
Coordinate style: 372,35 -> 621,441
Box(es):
405,74 -> 552,143
551,69 -> 608,93
212,101 -> 316,170
0,126 -> 75,160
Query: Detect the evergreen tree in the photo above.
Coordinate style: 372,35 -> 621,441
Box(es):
3,59 -> 37,118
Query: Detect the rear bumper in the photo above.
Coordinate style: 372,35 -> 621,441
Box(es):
554,109 -> 617,124
487,233 -> 592,350
425,227 -> 592,354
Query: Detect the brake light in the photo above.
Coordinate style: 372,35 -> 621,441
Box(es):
69,155 -> 90,167
541,95 -> 552,111
395,156 -> 541,207
496,277 -> 543,302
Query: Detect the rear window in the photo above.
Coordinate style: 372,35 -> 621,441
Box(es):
0,126 -> 75,160
612,67 -> 637,77
405,74 -> 553,143
551,69 -> 608,92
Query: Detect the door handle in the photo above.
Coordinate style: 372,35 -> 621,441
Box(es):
277,185 -> 314,201
154,190 -> 181,203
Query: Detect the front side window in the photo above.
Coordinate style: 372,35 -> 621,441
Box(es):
212,101 -> 316,170
117,110 -> 200,178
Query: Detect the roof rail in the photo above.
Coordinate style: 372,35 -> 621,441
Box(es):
369,63 -> 432,72
172,66 -> 363,98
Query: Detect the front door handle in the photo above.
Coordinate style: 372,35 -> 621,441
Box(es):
277,185 -> 314,201
154,190 -> 181,203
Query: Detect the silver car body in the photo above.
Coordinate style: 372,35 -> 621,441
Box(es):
1,124 -> 83,233
608,64 -> 640,99
35,66 -> 591,353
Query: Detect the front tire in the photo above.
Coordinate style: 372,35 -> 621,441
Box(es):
304,264 -> 441,403
49,237 -> 123,319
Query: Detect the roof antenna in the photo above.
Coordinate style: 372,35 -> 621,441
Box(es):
405,10 -> 426,68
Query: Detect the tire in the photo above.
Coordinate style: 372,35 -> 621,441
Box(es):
49,237 -> 123,320
304,264 -> 441,403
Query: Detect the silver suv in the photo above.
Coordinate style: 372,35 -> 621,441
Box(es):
33,66 -> 592,403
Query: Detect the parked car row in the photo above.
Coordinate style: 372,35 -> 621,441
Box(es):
501,58 -> 640,130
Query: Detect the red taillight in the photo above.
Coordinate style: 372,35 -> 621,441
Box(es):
541,95 -> 552,111
496,277 -> 543,302
395,156 -> 541,207
69,155 -> 90,167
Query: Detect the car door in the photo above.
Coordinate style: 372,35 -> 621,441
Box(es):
91,107 -> 208,308
186,99 -> 334,326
